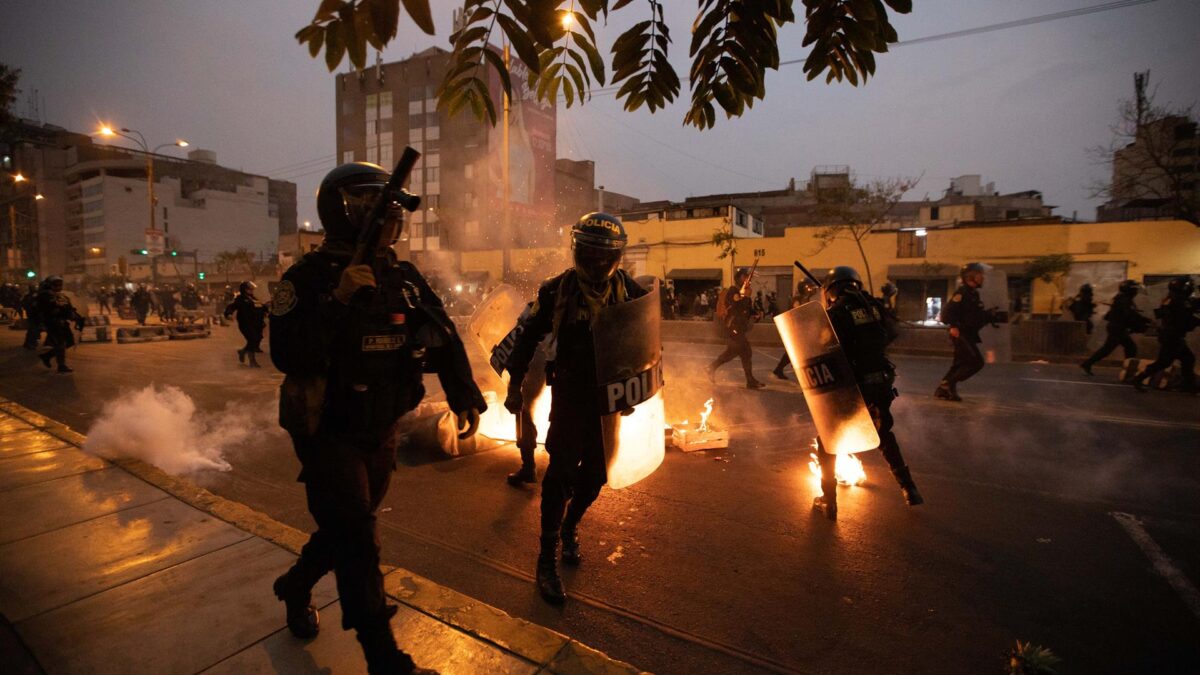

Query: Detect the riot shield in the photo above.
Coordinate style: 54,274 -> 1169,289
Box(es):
978,266 -> 1012,364
773,301 -> 880,455
593,281 -> 665,489
467,283 -> 527,378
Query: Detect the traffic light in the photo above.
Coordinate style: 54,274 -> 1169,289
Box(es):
170,250 -> 178,257
24,269 -> 35,279
197,272 -> 206,280
131,248 -> 149,256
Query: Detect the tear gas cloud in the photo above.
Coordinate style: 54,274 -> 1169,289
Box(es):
84,384 -> 275,475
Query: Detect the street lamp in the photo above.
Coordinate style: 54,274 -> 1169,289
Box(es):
97,124 -> 188,242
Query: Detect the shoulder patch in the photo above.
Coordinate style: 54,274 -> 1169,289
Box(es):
951,293 -> 962,302
271,280 -> 298,316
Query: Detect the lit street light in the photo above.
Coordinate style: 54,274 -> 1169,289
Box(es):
97,124 -> 188,250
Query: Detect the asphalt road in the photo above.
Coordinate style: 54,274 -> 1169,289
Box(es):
1,319 -> 1197,674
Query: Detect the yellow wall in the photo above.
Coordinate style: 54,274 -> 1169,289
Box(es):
451,219 -> 1199,313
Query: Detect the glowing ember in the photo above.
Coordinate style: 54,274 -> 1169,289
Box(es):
477,387 -> 552,443
807,439 -> 867,486
698,398 -> 714,432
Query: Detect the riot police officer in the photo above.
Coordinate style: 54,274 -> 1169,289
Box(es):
224,281 -> 267,367
21,282 -> 41,349
934,262 -> 999,401
502,212 -> 647,605
1080,280 -> 1147,375
1132,276 -> 1198,393
1068,283 -> 1097,334
269,162 -> 485,674
811,266 -> 922,520
36,276 -> 83,373
709,268 -> 766,389
131,284 -> 152,326
772,278 -> 819,380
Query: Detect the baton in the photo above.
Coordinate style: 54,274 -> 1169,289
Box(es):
794,261 -> 822,288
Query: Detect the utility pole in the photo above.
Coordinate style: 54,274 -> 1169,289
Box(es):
501,42 -> 511,280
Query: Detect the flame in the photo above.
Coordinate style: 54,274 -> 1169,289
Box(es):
698,398 -> 714,432
477,386 -> 552,443
807,439 -> 867,487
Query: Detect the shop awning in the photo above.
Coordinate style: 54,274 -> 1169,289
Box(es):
667,268 -> 722,281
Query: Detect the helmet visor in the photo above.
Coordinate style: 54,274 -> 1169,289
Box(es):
339,183 -> 385,230
573,242 -> 622,284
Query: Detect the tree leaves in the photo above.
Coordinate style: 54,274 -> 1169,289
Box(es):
800,0 -> 908,86
298,0 -> 911,130
610,2 -> 678,113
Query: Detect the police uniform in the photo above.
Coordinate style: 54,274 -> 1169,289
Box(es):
813,277 -> 921,519
36,280 -> 83,373
936,282 -> 994,398
710,276 -> 765,388
1133,280 -> 1198,392
270,161 -> 482,674
1081,288 -> 1145,374
225,287 -> 267,366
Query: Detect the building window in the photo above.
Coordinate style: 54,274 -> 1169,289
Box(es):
409,113 -> 424,129
464,163 -> 473,179
408,85 -> 425,101
426,194 -> 440,209
425,112 -> 439,128
426,220 -> 439,238
425,166 -> 439,182
367,147 -> 378,164
366,94 -> 378,121
425,138 -> 440,152
343,150 -> 355,163
379,91 -> 393,119
897,231 -> 927,258
929,206 -> 940,220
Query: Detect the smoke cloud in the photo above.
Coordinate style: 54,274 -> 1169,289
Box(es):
84,385 -> 271,475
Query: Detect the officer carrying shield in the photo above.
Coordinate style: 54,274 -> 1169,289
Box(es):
811,267 -> 922,520
934,262 -> 1000,401
269,161 -> 485,674
1080,280 -> 1148,375
1131,276 -> 1198,393
224,281 -> 267,367
502,212 -> 647,605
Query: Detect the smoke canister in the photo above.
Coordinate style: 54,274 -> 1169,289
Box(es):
774,301 -> 880,455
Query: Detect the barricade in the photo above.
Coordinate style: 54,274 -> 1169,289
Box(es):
116,326 -> 171,343
168,325 -> 211,340
78,325 -> 112,343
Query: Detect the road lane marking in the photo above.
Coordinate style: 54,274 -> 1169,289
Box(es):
1021,377 -> 1130,388
1110,511 -> 1200,620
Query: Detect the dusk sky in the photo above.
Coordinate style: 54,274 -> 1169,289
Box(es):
2,0 -> 1197,230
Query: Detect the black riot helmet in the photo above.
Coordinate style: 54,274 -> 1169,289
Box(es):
821,266 -> 863,306
1079,283 -> 1093,295
960,262 -> 987,287
1118,279 -> 1140,296
880,282 -> 897,298
571,212 -> 627,284
317,162 -> 394,243
239,281 -> 256,295
45,275 -> 64,292
1168,275 -> 1195,298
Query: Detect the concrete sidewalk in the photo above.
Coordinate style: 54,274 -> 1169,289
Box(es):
0,398 -> 641,675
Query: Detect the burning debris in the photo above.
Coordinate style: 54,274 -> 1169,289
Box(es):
808,438 -> 867,487
672,398 -> 730,452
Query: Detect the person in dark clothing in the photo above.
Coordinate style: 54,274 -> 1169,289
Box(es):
934,262 -> 1000,401
269,161 -> 484,675
224,281 -> 267,367
1081,280 -> 1148,375
21,283 -> 41,349
131,284 -> 152,325
773,279 -> 819,380
502,302 -> 549,488
96,286 -> 112,315
113,286 -> 129,311
158,286 -> 178,322
36,277 -> 84,373
709,269 -> 765,389
811,266 -> 922,521
180,283 -> 201,311
1068,283 -> 1097,334
1132,276 -> 1198,393
502,212 -> 647,605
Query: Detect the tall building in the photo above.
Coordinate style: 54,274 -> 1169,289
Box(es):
334,47 -> 558,266
1097,114 -> 1199,224
1,120 -> 295,281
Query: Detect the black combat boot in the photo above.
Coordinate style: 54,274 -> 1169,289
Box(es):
248,351 -> 262,368
1080,361 -> 1094,376
746,377 -> 766,390
356,622 -> 436,675
506,464 -> 536,487
1131,371 -> 1149,392
560,523 -> 581,566
772,366 -> 788,380
933,380 -> 961,401
891,466 -> 924,506
536,533 -> 566,605
237,348 -> 246,364
39,352 -> 52,369
812,491 -> 837,521
273,572 -> 320,640
57,365 -> 73,374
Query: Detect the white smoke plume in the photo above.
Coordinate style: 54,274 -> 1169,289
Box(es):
84,385 -> 268,475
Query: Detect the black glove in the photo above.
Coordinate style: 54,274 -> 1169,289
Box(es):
503,384 -> 523,415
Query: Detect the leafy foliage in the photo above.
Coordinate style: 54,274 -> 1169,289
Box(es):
1008,640 -> 1060,675
0,63 -> 21,131
1025,254 -> 1073,284
297,0 -> 911,129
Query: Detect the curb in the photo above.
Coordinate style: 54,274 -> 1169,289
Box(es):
0,397 -> 644,675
